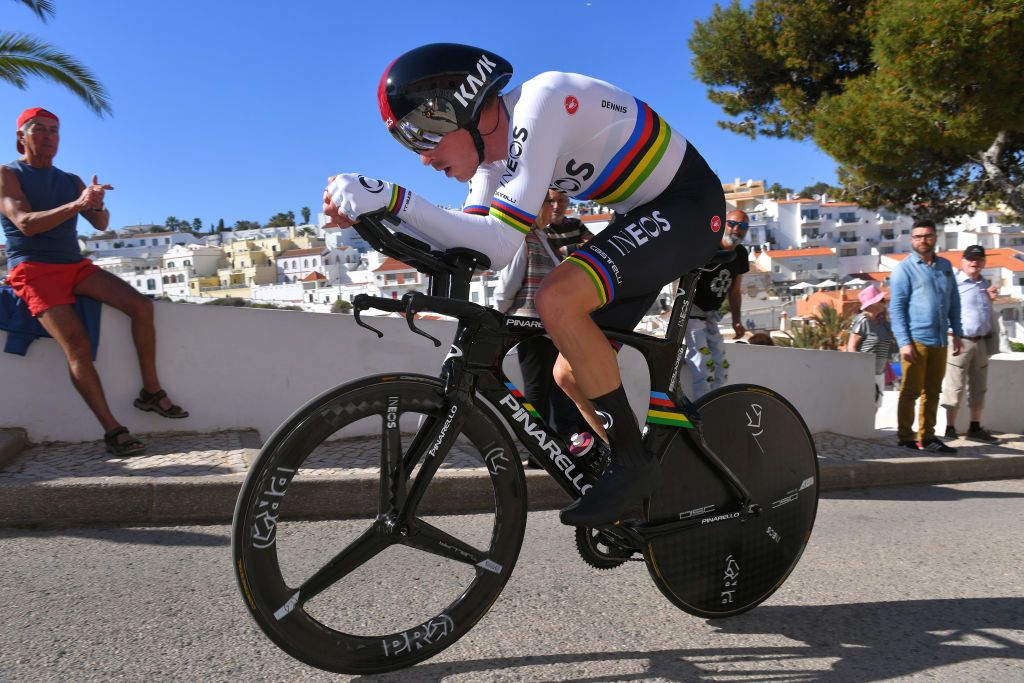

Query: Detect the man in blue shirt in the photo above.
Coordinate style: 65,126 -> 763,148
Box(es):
941,245 -> 999,443
889,219 -> 963,452
1,107 -> 188,457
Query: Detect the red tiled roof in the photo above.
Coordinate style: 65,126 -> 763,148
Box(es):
373,257 -> 415,272
774,198 -> 818,204
580,213 -> 614,223
762,247 -> 835,259
301,271 -> 327,281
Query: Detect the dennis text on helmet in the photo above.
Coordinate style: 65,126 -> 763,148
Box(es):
453,55 -> 499,108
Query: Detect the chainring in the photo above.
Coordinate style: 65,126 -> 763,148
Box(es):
574,525 -> 640,569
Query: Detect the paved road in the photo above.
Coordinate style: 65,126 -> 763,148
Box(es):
1,480 -> 1022,682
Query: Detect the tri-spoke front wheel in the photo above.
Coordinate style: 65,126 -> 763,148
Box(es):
232,374 -> 527,674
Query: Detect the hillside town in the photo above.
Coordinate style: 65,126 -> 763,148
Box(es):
2,179 -> 1022,346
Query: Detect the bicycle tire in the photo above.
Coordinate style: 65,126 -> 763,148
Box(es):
644,384 -> 819,618
232,374 -> 527,674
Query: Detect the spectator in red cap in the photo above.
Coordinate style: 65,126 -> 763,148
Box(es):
846,285 -> 895,410
1,107 -> 188,456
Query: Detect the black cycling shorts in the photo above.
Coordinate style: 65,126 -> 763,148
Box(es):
566,143 -> 726,332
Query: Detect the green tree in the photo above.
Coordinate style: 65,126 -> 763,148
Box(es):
296,226 -> 315,237
233,220 -> 261,231
331,299 -> 352,314
216,218 -> 225,234
300,206 -> 311,224
766,182 -> 793,199
1,1 -> 111,116
267,211 -> 296,227
164,215 -> 182,232
798,181 -> 845,200
191,217 -> 202,233
690,0 -> 1024,220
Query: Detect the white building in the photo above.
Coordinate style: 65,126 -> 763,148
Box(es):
941,208 -> 1024,252
92,255 -> 164,296
80,230 -> 202,259
160,244 -> 222,298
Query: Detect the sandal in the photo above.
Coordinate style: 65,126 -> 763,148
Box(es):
103,426 -> 146,457
134,389 -> 189,419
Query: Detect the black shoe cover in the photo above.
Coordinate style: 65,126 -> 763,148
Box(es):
559,457 -> 659,526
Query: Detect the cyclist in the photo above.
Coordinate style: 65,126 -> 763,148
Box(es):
322,43 -> 726,526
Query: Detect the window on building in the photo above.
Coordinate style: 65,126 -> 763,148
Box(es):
773,265 -> 780,273
839,212 -> 857,223
304,259 -> 309,268
165,238 -> 171,244
178,274 -> 185,283
162,276 -> 169,284
184,260 -> 191,267
801,209 -> 819,221
146,279 -> 155,290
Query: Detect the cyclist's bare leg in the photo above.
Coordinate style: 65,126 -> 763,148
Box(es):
551,354 -> 605,441
537,264 -> 658,525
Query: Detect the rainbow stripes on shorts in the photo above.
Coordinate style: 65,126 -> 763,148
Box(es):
566,250 -> 615,305
646,391 -> 693,429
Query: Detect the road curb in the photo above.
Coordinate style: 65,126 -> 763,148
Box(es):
1,457 -> 1022,527
0,429 -> 27,470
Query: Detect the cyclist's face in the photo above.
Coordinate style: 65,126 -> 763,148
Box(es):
419,128 -> 478,182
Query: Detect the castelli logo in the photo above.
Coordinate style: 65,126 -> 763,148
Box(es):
710,215 -> 722,232
564,96 -> 579,116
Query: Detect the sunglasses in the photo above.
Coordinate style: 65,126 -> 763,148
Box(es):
726,220 -> 749,230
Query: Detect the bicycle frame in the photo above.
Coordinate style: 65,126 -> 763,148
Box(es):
349,211 -> 757,547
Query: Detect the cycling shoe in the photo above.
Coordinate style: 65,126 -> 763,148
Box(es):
559,457 -> 660,526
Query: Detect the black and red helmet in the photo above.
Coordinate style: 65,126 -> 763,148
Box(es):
378,43 -> 513,154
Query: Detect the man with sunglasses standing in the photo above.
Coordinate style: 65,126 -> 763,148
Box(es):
941,245 -> 999,443
889,219 -> 963,452
322,43 -> 726,526
682,209 -> 750,399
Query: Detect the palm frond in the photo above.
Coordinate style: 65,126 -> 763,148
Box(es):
13,0 -> 55,22
0,33 -> 110,116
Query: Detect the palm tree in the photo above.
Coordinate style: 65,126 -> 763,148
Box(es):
810,302 -> 854,351
1,1 -> 110,116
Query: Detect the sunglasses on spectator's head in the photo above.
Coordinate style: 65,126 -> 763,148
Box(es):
726,220 -> 749,230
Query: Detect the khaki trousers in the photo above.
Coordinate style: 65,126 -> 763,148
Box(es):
898,341 -> 947,442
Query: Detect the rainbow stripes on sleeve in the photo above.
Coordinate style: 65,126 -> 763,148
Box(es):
646,391 -> 693,429
489,198 -> 535,234
565,250 -> 615,306
463,205 -> 489,216
386,184 -> 408,214
576,98 -> 672,206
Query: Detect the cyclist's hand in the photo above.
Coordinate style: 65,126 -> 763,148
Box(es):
323,177 -> 356,228
326,173 -> 407,224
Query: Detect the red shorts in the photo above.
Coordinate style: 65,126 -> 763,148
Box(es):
6,259 -> 101,316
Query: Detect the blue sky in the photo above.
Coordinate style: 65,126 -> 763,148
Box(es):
2,0 -> 838,234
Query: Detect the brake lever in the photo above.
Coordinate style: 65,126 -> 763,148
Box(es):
351,295 -> 384,339
403,294 -> 441,347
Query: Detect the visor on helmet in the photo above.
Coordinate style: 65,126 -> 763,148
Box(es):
388,97 -> 461,153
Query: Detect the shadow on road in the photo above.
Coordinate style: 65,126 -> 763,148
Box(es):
0,526 -> 229,547
822,481 -> 1024,503
353,597 -> 1023,682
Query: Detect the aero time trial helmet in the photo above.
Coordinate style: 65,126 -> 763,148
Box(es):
377,43 -> 512,160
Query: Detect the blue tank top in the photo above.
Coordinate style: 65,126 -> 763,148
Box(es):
2,160 -> 82,267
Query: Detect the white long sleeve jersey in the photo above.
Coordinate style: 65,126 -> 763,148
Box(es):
393,71 -> 689,270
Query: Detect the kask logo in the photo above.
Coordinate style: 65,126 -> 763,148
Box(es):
564,96 -> 579,116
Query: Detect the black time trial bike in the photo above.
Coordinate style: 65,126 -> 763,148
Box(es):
231,210 -> 819,674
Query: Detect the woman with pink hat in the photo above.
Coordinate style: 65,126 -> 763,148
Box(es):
847,285 -> 895,408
